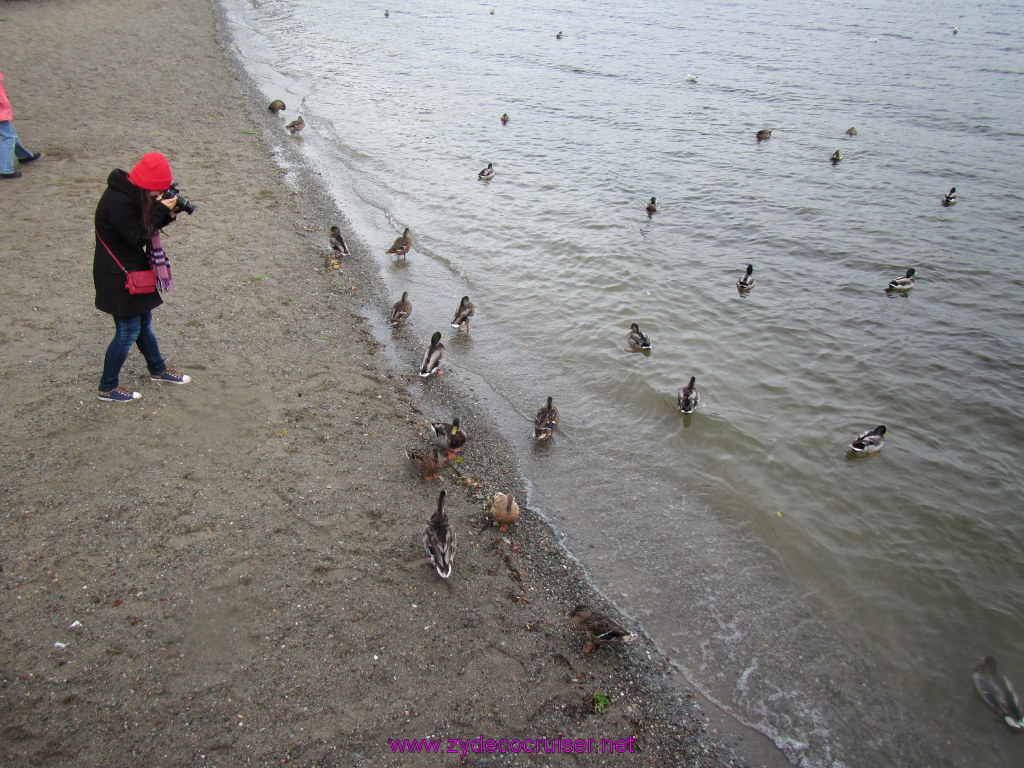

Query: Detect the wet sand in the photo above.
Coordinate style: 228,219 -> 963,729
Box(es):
0,1 -> 782,765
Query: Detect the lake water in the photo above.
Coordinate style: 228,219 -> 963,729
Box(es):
221,1 -> 1024,765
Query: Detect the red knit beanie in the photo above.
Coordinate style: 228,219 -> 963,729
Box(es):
127,152 -> 173,191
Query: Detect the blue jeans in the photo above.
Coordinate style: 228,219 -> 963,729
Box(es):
99,312 -> 167,392
0,120 -> 34,175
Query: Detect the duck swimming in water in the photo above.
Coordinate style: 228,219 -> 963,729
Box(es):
830,150 -> 842,165
627,323 -> 652,350
849,425 -> 886,454
645,196 -> 659,215
887,268 -> 916,292
533,396 -> 559,440
942,187 -> 958,206
973,656 -> 1024,730
846,127 -> 858,136
423,490 -> 457,578
419,331 -> 445,377
737,264 -> 755,291
756,128 -> 772,142
500,113 -> 509,125
478,162 -> 495,181
677,376 -> 700,414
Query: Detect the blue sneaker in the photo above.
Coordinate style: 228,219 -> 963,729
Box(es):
98,386 -> 141,402
150,368 -> 191,384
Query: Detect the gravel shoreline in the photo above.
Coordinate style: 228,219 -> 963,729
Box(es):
1,1 -> 760,765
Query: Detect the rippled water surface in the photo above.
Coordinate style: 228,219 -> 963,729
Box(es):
222,1 -> 1024,764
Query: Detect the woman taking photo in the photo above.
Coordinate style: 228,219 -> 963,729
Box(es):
94,151 -> 191,402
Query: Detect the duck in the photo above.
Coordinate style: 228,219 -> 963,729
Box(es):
737,264 -> 755,291
953,26 -> 958,35
478,162 -> 495,181
677,376 -> 700,414
285,115 -> 305,134
423,491 -> 456,578
846,126 -> 858,136
390,290 -> 412,325
556,31 -> 563,39
849,425 -> 886,454
684,73 -> 699,83
942,187 -> 958,206
328,226 -> 349,257
887,268 -> 916,292
756,128 -> 772,142
386,227 -> 413,258
407,445 -> 445,480
568,605 -> 639,655
830,150 -> 842,165
450,295 -> 476,331
490,492 -> 520,530
627,322 -> 652,351
419,331 -> 445,377
430,417 -> 467,458
384,9 -> 389,17
268,99 -> 286,114
500,113 -> 509,125
645,196 -> 659,215
973,657 -> 1024,730
533,396 -> 559,440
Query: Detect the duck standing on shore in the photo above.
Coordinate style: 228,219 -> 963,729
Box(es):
328,225 -> 349,259
450,295 -> 475,332
407,445 -> 445,480
849,425 -> 886,454
628,322 -> 652,351
386,227 -> 413,258
737,264 -> 755,291
478,162 -> 495,181
887,268 -> 916,292
677,376 -> 700,414
268,99 -> 286,114
645,196 -> 659,216
431,417 -> 467,459
568,605 -> 638,655
419,331 -> 445,377
533,396 -> 559,440
490,492 -> 519,531
973,656 -> 1024,730
942,187 -> 958,206
390,290 -> 412,326
285,115 -> 305,134
423,490 -> 457,578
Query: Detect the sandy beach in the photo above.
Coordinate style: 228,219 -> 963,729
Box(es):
0,1 -> 771,765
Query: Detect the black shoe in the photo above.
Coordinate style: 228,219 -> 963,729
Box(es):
0,171 -> 23,179
18,152 -> 41,164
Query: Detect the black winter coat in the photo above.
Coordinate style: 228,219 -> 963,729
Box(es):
93,169 -> 175,317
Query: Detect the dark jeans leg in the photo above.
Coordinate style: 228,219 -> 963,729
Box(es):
99,312 -> 166,391
136,311 -> 166,376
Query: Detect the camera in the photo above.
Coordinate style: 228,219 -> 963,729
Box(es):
161,183 -> 196,215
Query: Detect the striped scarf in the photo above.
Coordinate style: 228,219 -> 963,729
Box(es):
148,231 -> 173,291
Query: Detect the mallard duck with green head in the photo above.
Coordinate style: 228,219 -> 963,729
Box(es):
430,417 -> 467,458
628,322 -> 652,350
423,490 -> 457,578
849,425 -> 886,454
645,196 -> 659,215
887,268 -> 915,292
478,163 -> 495,181
974,656 -> 1024,730
737,264 -> 755,291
